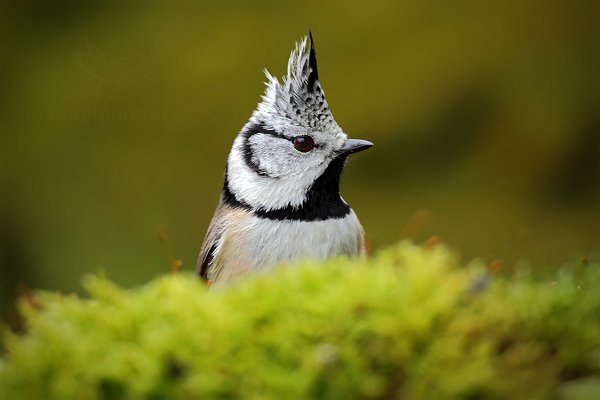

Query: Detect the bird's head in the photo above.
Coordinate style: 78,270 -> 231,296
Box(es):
226,34 -> 372,214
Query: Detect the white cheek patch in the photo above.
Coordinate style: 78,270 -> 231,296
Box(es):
248,133 -> 295,177
229,133 -> 333,211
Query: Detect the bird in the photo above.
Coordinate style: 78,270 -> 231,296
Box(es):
196,33 -> 373,285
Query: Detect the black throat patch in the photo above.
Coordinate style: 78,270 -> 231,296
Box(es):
223,155 -> 351,222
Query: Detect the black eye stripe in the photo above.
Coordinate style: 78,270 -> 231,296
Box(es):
243,123 -> 284,140
243,122 -> 319,149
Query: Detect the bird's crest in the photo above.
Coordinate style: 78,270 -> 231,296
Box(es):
254,34 -> 341,134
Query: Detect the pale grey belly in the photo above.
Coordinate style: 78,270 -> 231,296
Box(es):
245,211 -> 363,270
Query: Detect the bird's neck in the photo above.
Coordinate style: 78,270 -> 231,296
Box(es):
223,155 -> 350,222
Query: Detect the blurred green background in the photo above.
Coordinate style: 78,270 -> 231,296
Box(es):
1,1 -> 598,325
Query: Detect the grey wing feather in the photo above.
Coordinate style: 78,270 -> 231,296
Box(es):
195,195 -> 228,280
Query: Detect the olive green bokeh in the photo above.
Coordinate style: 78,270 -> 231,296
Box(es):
1,1 -> 599,322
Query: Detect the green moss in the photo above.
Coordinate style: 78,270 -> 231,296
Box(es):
1,242 -> 599,399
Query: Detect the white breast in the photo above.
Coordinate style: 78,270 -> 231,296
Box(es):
247,211 -> 364,268
210,210 -> 364,284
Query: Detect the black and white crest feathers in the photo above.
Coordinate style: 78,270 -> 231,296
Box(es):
306,32 -> 319,92
254,34 -> 341,134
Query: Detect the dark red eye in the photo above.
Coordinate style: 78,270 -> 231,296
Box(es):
293,135 -> 315,153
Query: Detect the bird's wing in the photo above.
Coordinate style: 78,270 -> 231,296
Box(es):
195,195 -> 228,280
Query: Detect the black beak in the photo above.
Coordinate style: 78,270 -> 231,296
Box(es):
341,139 -> 373,155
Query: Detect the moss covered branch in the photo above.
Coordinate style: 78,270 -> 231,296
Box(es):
1,242 -> 599,399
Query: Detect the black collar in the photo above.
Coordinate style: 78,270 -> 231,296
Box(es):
223,155 -> 350,222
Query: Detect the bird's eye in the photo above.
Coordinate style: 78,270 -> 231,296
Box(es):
293,135 -> 315,153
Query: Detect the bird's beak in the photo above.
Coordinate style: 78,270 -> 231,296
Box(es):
341,139 -> 373,155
